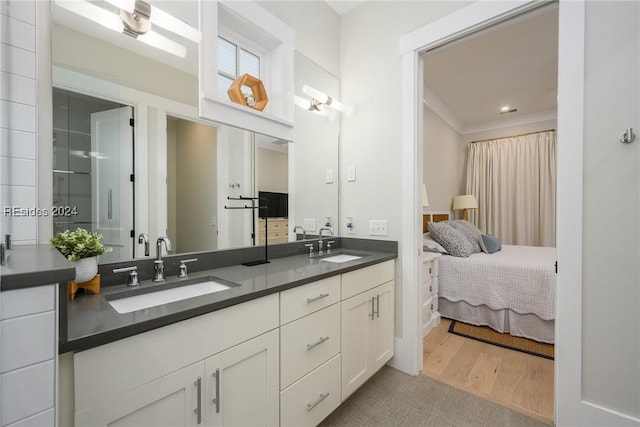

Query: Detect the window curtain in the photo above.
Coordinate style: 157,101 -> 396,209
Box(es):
465,130 -> 556,247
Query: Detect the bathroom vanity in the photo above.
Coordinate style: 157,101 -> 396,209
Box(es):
54,238 -> 397,427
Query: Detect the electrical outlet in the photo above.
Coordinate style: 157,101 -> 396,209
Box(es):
346,217 -> 356,234
303,218 -> 316,232
369,220 -> 388,236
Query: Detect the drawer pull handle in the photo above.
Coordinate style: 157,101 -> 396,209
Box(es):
212,368 -> 220,413
307,293 -> 330,303
306,336 -> 329,350
306,392 -> 330,412
194,376 -> 202,424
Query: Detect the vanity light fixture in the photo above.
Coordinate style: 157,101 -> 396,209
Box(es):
295,85 -> 353,117
55,0 -> 201,58
104,0 -> 201,43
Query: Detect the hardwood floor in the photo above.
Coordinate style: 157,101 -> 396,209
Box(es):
422,318 -> 554,425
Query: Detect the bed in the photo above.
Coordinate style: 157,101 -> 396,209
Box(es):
423,213 -> 557,343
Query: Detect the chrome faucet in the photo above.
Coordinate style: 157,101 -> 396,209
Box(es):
138,233 -> 149,256
153,237 -> 173,282
293,225 -> 307,241
317,227 -> 334,255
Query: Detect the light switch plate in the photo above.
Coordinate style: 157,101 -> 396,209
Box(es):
347,166 -> 356,182
326,169 -> 334,184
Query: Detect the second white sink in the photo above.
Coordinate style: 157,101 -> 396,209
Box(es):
108,280 -> 232,314
320,254 -> 362,263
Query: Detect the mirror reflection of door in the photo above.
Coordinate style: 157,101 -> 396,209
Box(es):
52,89 -> 134,262
91,107 -> 134,262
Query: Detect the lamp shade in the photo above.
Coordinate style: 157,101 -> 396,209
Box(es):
422,184 -> 430,207
453,194 -> 478,210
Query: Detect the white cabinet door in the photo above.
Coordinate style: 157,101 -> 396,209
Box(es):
340,286 -> 371,399
369,281 -> 394,372
75,362 -> 204,427
341,281 -> 394,400
204,329 -> 279,427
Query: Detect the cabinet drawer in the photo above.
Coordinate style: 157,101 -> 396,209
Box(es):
281,304 -> 340,389
280,354 -> 341,427
341,260 -> 394,300
268,220 -> 287,231
422,262 -> 433,281
280,276 -> 341,324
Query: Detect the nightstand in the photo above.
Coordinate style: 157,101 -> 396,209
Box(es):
421,252 -> 441,337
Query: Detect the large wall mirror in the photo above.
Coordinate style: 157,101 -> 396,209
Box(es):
50,0 -> 339,263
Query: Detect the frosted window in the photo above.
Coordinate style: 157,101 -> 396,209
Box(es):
217,37 -> 236,77
239,49 -> 260,78
218,75 -> 234,99
217,37 -> 261,99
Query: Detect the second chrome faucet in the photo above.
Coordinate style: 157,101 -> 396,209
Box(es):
153,237 -> 173,282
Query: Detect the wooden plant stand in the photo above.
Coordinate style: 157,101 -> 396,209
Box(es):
68,274 -> 101,301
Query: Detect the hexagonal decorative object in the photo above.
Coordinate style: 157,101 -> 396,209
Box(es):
227,73 -> 269,111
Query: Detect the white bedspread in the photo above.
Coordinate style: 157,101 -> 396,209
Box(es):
438,245 -> 557,320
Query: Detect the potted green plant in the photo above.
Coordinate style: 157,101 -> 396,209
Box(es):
51,228 -> 112,283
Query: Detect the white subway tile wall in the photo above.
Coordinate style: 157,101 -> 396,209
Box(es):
0,0 -> 38,243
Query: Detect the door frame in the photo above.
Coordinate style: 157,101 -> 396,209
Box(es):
398,1 -> 584,424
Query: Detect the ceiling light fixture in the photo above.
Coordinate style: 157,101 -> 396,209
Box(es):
55,0 -> 201,58
499,105 -> 518,114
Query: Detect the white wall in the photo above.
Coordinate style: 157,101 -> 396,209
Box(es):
340,1 -> 469,338
257,148 -> 287,193
0,1 -> 38,244
423,105 -> 461,212
52,25 -> 197,107
581,0 -> 639,418
174,120 -> 217,253
258,1 -> 340,77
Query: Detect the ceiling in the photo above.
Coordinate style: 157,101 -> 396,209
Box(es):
423,5 -> 558,133
324,1 -> 366,16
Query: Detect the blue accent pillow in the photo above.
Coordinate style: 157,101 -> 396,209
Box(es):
479,234 -> 501,254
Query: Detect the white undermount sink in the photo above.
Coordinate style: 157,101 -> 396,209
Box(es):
320,254 -> 362,263
108,280 -> 233,314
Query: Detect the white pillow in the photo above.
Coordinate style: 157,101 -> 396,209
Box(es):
423,233 -> 448,254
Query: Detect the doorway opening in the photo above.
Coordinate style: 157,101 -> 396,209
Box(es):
417,4 -> 558,424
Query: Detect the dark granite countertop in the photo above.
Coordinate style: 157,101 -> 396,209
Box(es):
61,245 -> 396,353
0,244 -> 74,291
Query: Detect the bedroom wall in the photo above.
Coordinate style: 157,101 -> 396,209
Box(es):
423,105 -> 462,213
